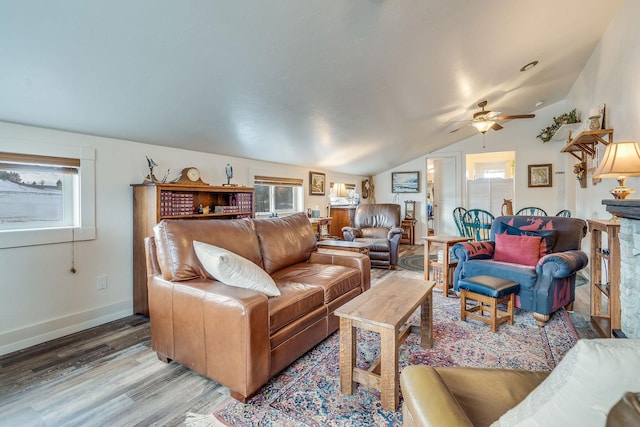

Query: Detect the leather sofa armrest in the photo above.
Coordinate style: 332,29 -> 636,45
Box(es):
309,250 -> 371,292
148,275 -> 271,399
342,226 -> 360,241
388,227 -> 404,239
401,365 -> 473,427
537,250 -> 589,278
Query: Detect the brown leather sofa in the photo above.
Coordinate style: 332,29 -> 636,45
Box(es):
342,203 -> 403,268
145,212 -> 370,402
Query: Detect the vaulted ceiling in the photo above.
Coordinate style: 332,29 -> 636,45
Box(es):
0,1 -> 623,176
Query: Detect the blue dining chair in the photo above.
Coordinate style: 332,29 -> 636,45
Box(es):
555,209 -> 572,217
460,209 -> 495,241
516,207 -> 548,216
452,207 -> 467,237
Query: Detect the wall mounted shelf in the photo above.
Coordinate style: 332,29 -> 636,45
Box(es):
560,128 -> 614,161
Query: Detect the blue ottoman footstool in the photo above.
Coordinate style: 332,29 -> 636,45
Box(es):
458,275 -> 520,332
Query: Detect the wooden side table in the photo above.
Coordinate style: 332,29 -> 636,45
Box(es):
309,216 -> 332,240
422,235 -> 471,297
400,219 -> 416,244
335,277 -> 435,411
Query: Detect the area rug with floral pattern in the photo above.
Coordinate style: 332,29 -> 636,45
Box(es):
186,291 -> 579,427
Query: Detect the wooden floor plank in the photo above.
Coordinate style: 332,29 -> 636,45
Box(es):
0,244 -> 594,426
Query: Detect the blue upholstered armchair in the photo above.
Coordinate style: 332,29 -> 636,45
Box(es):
452,216 -> 589,326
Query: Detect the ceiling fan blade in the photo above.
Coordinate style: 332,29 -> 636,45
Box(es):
495,114 -> 535,120
449,124 -> 468,133
491,123 -> 504,131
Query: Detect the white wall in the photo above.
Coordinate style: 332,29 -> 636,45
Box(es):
0,121 -> 364,355
565,0 -> 640,220
375,101 -> 580,237
376,0 -> 638,239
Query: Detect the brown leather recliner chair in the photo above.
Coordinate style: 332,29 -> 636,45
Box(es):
342,203 -> 403,268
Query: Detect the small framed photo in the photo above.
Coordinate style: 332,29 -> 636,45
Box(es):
404,200 -> 416,219
528,164 -> 552,188
392,171 -> 420,193
309,171 -> 326,195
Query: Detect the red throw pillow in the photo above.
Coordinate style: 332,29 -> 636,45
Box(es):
494,233 -> 542,266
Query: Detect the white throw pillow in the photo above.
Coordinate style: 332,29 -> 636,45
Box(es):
193,240 -> 281,297
491,338 -> 640,427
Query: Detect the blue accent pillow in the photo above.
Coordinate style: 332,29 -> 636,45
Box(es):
496,222 -> 557,254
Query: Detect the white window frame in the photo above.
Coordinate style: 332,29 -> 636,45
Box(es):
0,139 -> 95,249
253,176 -> 303,218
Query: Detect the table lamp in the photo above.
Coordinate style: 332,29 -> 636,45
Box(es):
332,183 -> 349,198
593,141 -> 640,199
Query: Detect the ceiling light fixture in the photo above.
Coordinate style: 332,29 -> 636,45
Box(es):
520,60 -> 539,72
535,101 -> 544,107
472,120 -> 496,134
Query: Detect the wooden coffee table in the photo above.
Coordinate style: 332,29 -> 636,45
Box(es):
317,239 -> 370,255
335,277 -> 436,411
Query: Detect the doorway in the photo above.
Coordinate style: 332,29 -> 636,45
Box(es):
465,151 -> 515,216
426,152 -> 462,235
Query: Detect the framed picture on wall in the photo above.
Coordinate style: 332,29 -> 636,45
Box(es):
309,171 -> 326,195
528,164 -> 552,188
392,171 -> 420,193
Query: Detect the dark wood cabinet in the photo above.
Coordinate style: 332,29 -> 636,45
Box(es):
132,184 -> 254,315
329,206 -> 356,238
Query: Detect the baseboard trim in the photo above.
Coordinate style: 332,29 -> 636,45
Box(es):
0,300 -> 132,356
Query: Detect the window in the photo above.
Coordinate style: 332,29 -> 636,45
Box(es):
0,140 -> 95,249
254,176 -> 303,217
0,153 -> 79,230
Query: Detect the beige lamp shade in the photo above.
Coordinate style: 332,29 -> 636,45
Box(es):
593,141 -> 640,199
332,183 -> 349,198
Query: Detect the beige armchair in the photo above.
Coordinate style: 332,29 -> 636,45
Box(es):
400,339 -> 640,427
342,203 -> 402,268
401,365 -> 548,426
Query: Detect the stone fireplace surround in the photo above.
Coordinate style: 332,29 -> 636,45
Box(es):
603,200 -> 640,338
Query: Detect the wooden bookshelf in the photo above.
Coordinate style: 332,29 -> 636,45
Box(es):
131,183 -> 254,315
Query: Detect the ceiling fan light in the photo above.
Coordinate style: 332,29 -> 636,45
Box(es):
472,120 -> 495,134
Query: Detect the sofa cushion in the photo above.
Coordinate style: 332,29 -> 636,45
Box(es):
491,216 -> 587,253
154,218 -> 262,281
496,221 -> 557,255
361,227 -> 390,239
272,262 -> 361,304
268,282 -> 325,334
254,213 -> 318,274
193,241 -> 281,297
491,339 -> 640,427
494,233 -> 541,266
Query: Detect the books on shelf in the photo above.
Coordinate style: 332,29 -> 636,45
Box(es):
159,189 -> 253,216
231,193 -> 253,212
160,191 -> 194,216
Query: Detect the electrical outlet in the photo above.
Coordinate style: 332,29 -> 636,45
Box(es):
97,275 -> 107,290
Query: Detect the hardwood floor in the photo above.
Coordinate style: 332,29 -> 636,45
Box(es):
0,245 -> 596,426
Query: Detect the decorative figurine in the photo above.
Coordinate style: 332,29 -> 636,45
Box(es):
223,163 -> 235,186
142,156 -> 169,184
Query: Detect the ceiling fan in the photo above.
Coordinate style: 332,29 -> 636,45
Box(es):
449,100 -> 535,134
